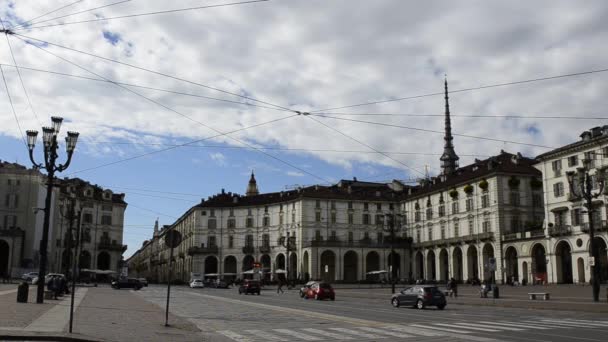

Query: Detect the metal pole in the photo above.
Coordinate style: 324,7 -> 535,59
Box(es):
69,207 -> 82,333
584,172 -> 600,302
165,236 -> 174,327
391,217 -> 395,294
36,137 -> 57,304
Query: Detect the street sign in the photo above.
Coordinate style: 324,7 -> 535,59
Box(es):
324,265 -> 328,273
164,230 -> 182,248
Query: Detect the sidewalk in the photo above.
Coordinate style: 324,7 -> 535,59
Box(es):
0,285 -> 202,341
338,284 -> 608,313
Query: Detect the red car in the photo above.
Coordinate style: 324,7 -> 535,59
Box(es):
304,282 -> 335,301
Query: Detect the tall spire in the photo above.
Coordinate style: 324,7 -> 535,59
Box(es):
246,170 -> 259,196
440,77 -> 459,175
153,218 -> 159,237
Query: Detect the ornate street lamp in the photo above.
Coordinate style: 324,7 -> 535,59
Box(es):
27,116 -> 79,304
566,158 -> 605,302
384,212 -> 402,293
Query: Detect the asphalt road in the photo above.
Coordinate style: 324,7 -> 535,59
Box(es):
136,285 -> 608,342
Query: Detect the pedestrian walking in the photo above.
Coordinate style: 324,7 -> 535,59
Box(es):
52,276 -> 61,299
450,277 -> 458,298
277,279 -> 284,294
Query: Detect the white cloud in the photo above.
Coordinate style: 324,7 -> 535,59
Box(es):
1,0 -> 607,181
209,152 -> 227,166
286,171 -> 304,177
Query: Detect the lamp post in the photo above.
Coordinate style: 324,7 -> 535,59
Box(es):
566,159 -> 605,302
26,117 -> 79,304
279,232 -> 294,284
384,212 -> 402,293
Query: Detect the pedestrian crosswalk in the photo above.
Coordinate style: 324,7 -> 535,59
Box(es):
215,318 -> 608,341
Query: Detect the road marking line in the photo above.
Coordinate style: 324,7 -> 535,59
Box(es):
245,329 -> 289,341
455,322 -> 523,331
383,325 -> 442,336
358,326 -> 414,338
410,323 -> 472,334
548,319 -> 606,327
273,329 -> 323,340
566,319 -> 608,324
435,322 -> 500,332
536,319 -> 595,327
479,321 -> 551,330
217,330 -> 254,342
329,327 -> 385,339
301,328 -> 354,340
188,292 -> 384,327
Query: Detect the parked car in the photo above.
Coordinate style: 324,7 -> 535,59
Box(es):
111,278 -> 142,290
238,280 -> 261,295
304,282 -> 335,301
190,279 -> 204,288
213,279 -> 230,289
299,281 -> 317,298
138,278 -> 148,287
32,273 -> 65,285
22,272 -> 38,282
391,285 -> 446,310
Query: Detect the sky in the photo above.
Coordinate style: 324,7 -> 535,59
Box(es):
1,0 -> 607,258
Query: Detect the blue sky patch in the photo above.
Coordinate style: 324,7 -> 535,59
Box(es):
103,30 -> 121,45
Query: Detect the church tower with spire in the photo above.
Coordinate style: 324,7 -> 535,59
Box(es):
246,171 -> 259,196
153,218 -> 159,237
439,78 -> 459,176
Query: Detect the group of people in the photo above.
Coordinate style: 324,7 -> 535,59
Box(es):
47,275 -> 69,300
446,277 -> 459,297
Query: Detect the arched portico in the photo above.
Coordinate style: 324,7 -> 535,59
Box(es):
555,241 -> 573,284
204,256 -> 218,276
343,251 -> 358,282
531,243 -> 547,284
439,249 -> 449,281
0,240 -> 9,277
467,245 -> 479,281
452,247 -> 463,281
97,252 -> 111,270
426,250 -> 436,281
504,246 -> 518,284
387,252 -> 400,281
320,250 -> 336,282
482,243 -> 495,282
415,251 -> 424,280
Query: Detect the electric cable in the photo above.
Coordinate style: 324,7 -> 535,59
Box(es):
9,0 -> 85,29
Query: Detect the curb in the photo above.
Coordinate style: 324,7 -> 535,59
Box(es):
0,334 -> 100,342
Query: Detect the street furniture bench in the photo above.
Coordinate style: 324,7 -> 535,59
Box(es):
528,292 -> 550,300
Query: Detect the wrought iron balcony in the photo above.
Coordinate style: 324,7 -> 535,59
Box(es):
548,225 -> 572,237
242,245 -> 255,254
98,241 -> 127,252
187,245 -> 218,255
303,237 -> 411,249
581,220 -> 608,233
259,245 -> 271,253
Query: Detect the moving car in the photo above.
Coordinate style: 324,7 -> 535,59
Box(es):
190,279 -> 204,288
238,280 -> 261,295
138,278 -> 148,287
391,285 -> 446,310
22,272 -> 38,282
304,282 -> 335,301
111,278 -> 142,290
299,281 -> 316,298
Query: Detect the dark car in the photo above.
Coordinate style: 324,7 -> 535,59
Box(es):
304,282 -> 335,301
111,278 -> 142,290
391,285 -> 446,310
299,281 -> 317,298
238,280 -> 261,295
213,279 -> 230,289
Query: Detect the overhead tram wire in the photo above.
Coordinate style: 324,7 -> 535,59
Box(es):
0,63 -> 290,113
14,36 -> 330,184
11,0 -> 132,30
13,0 -> 271,31
15,33 -> 293,113
304,115 -> 425,177
3,35 -> 42,126
314,114 -> 555,149
8,0 -> 85,29
314,112 -> 608,120
311,67 -> 608,113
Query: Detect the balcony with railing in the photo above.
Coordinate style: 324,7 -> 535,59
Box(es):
581,220 -> 608,233
548,225 -> 572,237
259,245 -> 271,253
187,244 -> 219,255
98,240 -> 127,252
242,245 -> 255,254
303,236 -> 412,249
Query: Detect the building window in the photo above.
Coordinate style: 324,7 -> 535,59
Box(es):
454,220 -> 460,237
348,231 -> 353,243
101,215 -> 112,225
363,202 -> 369,211
229,208 -> 234,216
510,217 -> 521,232
315,200 -> 321,209
376,203 -> 382,211
532,194 -> 542,208
208,235 -> 216,247
377,232 -> 383,243
468,218 -> 474,235
553,182 -> 564,197
83,213 -> 93,224
279,214 -> 284,225
246,217 -> 254,228
331,230 -> 337,240
315,211 -> 321,222
440,225 -> 446,240
363,213 -> 370,225
416,229 -> 421,242
466,198 -> 473,211
331,212 -> 337,224
438,205 -> 445,217
263,216 -> 270,227
208,218 -> 217,230
262,234 -> 270,247
348,201 -> 353,209
245,234 -> 254,247
227,218 -> 236,229
376,214 -> 384,227
603,146 -> 608,157
568,155 -> 578,167
572,209 -> 581,226
315,230 -> 321,241
264,206 -> 268,213
510,192 -> 520,206
584,151 -> 596,168
3,215 -> 17,229
482,220 -> 491,233
364,232 -> 370,240
426,208 -> 433,220
414,211 -> 421,222
102,204 -> 112,212
481,194 -> 490,208
554,211 -> 567,227
552,159 -> 562,176
228,236 -> 234,248
348,213 -> 354,225
428,226 -> 433,241
452,202 -> 459,214
291,211 -> 295,223
331,201 -> 336,209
